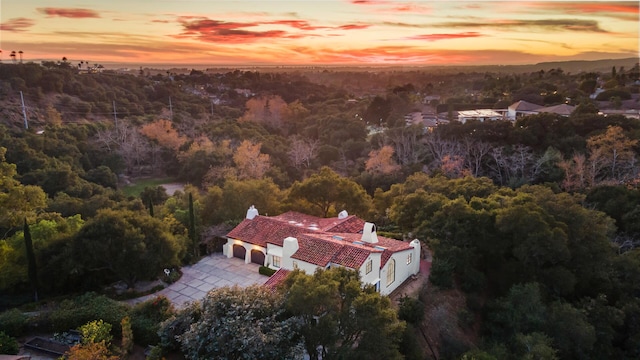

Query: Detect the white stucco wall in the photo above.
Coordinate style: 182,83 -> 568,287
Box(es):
223,238 -> 266,265
380,247 -> 420,296
358,252 -> 382,289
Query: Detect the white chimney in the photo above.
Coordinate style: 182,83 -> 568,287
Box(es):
338,210 -> 348,219
246,205 -> 259,220
361,222 -> 378,244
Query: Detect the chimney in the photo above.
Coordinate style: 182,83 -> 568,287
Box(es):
246,205 -> 259,220
361,222 -> 378,244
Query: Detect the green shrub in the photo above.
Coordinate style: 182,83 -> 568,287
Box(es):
130,296 -> 175,346
120,316 -> 134,356
0,331 -> 19,355
47,292 -> 127,333
162,268 -> 182,284
398,296 -> 425,325
0,309 -> 28,337
158,302 -> 201,351
79,319 -> 113,345
146,345 -> 164,360
259,266 -> 276,276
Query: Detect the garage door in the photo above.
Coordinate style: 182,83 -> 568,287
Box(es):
251,250 -> 265,265
233,244 -> 246,259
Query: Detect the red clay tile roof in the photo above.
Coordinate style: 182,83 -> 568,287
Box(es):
323,216 -> 365,233
291,234 -> 345,267
272,211 -> 365,233
331,245 -> 372,268
227,212 -> 414,269
227,216 -> 315,247
264,269 -> 291,289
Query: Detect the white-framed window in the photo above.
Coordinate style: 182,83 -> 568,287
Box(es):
293,261 -> 298,269
386,259 -> 395,286
365,259 -> 373,274
406,253 -> 412,265
272,255 -> 281,268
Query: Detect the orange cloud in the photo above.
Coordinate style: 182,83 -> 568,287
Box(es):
0,18 -> 35,32
268,20 -> 327,30
349,0 -> 430,13
37,8 -> 100,18
406,32 -> 483,41
523,2 -> 639,21
390,4 -> 431,13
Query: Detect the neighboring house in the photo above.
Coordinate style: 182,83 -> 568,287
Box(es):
506,101 -> 576,120
457,109 -> 505,124
535,103 -> 576,117
224,207 -> 421,295
507,100 -> 543,121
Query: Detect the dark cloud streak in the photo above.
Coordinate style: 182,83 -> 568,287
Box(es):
438,19 -> 609,33
406,32 -> 483,41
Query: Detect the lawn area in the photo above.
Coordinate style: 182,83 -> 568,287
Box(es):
122,177 -> 174,197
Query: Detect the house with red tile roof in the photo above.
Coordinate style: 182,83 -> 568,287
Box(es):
224,207 -> 421,295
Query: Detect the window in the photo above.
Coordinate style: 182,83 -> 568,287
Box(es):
386,259 -> 395,286
365,259 -> 373,274
272,255 -> 281,268
406,253 -> 412,265
293,261 -> 298,269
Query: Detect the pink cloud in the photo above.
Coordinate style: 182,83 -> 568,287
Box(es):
37,8 -> 100,18
177,18 -> 291,43
0,18 -> 35,32
177,17 -> 371,43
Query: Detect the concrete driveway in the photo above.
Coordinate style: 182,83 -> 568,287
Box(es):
128,253 -> 268,308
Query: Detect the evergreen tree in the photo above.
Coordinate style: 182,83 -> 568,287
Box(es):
23,218 -> 38,302
188,193 -> 198,258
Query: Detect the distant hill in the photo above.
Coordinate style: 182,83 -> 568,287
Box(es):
525,57 -> 639,73
92,57 -> 640,75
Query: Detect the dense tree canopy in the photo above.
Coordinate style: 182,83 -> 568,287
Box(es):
176,285 -> 302,360
282,267 -> 405,360
71,208 -> 182,288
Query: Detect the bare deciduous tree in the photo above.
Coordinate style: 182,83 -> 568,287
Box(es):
288,136 -> 319,169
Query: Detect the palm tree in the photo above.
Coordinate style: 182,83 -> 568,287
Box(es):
10,51 -> 16,63
18,50 -> 23,63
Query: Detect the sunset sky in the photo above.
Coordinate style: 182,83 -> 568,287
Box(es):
1,1 -> 638,66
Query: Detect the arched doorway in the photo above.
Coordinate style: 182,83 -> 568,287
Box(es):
233,244 -> 246,260
251,250 -> 265,265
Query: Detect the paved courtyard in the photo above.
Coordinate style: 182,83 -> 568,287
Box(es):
128,253 -> 268,308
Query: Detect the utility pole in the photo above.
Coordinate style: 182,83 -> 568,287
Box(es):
169,97 -> 173,120
20,91 -> 28,129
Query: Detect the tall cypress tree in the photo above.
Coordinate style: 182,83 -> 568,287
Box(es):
188,193 -> 198,258
24,218 -> 38,302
